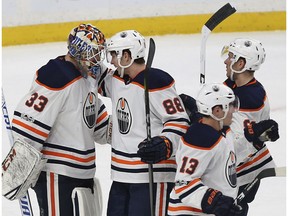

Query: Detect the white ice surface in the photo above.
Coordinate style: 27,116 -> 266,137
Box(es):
2,31 -> 286,215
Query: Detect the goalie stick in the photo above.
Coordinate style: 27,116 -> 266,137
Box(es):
200,3 -> 236,84
234,167 -> 286,205
144,38 -> 156,216
2,89 -> 34,216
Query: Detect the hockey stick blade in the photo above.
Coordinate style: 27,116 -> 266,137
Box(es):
144,38 -> 156,216
235,167 -> 286,205
200,3 -> 236,84
204,3 -> 236,31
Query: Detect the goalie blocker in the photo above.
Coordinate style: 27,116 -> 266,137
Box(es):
2,139 -> 47,200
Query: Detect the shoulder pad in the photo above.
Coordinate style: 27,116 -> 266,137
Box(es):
36,57 -> 81,89
133,68 -> 175,90
183,123 -> 222,149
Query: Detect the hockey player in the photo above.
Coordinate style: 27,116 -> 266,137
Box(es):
221,38 -> 279,211
168,83 -> 247,216
98,30 -> 190,216
179,38 -> 279,214
2,23 -> 110,216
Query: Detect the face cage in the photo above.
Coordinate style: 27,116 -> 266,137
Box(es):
72,44 -> 105,76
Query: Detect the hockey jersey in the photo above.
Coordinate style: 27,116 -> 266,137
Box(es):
11,56 -> 109,179
168,123 -> 238,215
224,78 -> 275,185
98,68 -> 190,183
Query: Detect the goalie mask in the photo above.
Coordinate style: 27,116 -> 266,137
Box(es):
68,23 -> 106,77
221,38 -> 266,79
196,83 -> 239,125
106,30 -> 146,77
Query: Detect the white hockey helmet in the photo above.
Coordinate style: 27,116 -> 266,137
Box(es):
222,38 -> 266,73
67,23 -> 106,76
196,83 -> 239,121
106,30 -> 146,77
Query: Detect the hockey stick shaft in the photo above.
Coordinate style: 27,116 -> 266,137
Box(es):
234,167 -> 286,205
144,38 -> 156,216
200,3 -> 236,84
2,89 -> 34,216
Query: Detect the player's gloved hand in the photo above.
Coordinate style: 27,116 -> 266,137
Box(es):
244,119 -> 279,150
201,188 -> 246,216
179,93 -> 202,123
137,136 -> 172,164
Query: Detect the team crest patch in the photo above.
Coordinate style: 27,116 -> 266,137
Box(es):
116,98 -> 132,134
225,151 -> 237,188
83,92 -> 97,128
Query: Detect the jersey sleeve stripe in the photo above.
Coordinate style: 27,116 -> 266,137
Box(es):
175,178 -> 201,194
162,129 -> 185,137
96,111 -> 108,124
12,127 -> 45,145
94,118 -> 109,132
14,111 -> 52,130
168,205 -> 202,213
179,183 -> 204,200
12,119 -> 49,138
236,148 -> 270,172
164,123 -> 189,130
237,156 -> 273,178
165,118 -> 190,125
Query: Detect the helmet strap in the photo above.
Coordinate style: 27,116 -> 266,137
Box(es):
229,60 -> 246,81
117,57 -> 134,78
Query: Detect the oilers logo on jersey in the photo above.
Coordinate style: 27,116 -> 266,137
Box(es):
225,151 -> 237,188
83,92 -> 97,128
116,97 -> 132,134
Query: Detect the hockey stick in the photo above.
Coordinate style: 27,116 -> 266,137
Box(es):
234,167 -> 286,205
2,89 -> 34,216
144,38 -> 156,216
200,3 -> 236,84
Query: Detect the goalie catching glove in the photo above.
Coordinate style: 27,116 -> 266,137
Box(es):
137,136 -> 172,164
2,139 -> 47,200
244,119 -> 279,150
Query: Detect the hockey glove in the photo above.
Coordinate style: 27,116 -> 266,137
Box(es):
179,93 -> 202,123
244,119 -> 279,150
137,136 -> 172,164
201,188 -> 246,216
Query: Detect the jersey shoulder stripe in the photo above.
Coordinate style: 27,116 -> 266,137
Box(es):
36,56 -> 82,90
183,123 -> 222,149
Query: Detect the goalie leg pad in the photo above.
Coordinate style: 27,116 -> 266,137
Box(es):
71,177 -> 102,216
2,139 -> 47,200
